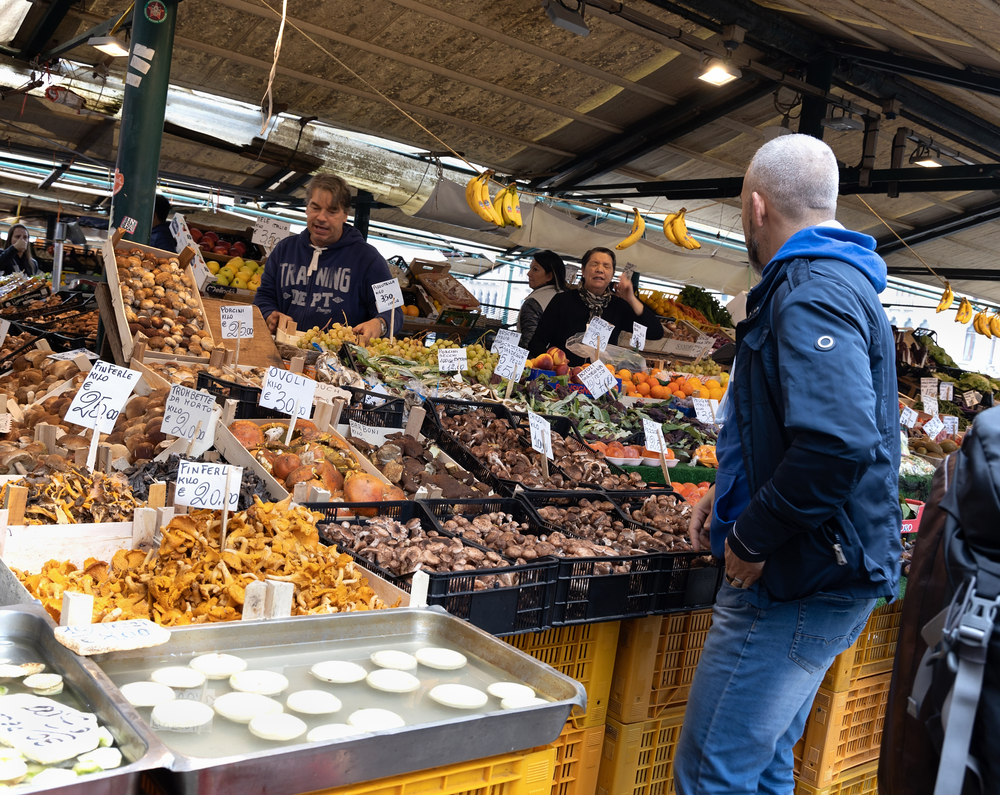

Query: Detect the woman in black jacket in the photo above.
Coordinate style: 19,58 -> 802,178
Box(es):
517,250 -> 567,343
0,225 -> 38,276
527,247 -> 663,366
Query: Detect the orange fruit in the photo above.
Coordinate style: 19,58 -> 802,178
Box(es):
617,369 -> 632,381
664,448 -> 675,460
706,379 -> 721,389
681,383 -> 695,396
650,384 -> 668,400
692,388 -> 706,399
605,363 -> 616,374
709,387 -> 724,401
636,382 -> 650,396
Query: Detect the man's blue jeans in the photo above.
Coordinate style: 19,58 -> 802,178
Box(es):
674,581 -> 877,795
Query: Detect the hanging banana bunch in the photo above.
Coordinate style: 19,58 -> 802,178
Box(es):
498,183 -> 522,228
935,284 -> 954,313
954,297 -> 973,324
615,208 -> 646,250
663,208 -> 701,250
974,310 -> 994,339
464,171 -> 503,226
990,313 -> 1000,337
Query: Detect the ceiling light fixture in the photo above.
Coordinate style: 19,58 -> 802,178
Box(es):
820,108 -> 864,132
542,0 -> 590,37
698,57 -> 741,86
88,35 -> 129,57
910,143 -> 949,168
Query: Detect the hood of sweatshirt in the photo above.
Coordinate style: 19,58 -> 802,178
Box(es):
766,225 -> 888,293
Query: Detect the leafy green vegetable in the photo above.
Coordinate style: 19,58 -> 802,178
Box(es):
678,286 -> 733,327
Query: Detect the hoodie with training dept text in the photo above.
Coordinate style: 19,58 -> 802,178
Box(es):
254,226 -> 403,333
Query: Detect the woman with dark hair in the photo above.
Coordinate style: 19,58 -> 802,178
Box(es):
517,250 -> 567,343
0,225 -> 39,276
527,247 -> 663,366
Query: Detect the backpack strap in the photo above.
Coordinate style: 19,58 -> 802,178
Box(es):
932,579 -> 1000,795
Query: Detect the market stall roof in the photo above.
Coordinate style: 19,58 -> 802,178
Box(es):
4,0 -> 1000,300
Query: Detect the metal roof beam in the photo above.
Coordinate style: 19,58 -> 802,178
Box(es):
17,0 -> 77,61
876,198 -> 1000,255
886,266 -> 1000,281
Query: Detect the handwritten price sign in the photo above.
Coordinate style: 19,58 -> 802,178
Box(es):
372,278 -> 404,313
162,385 -> 216,441
437,348 -> 468,372
63,361 -> 142,433
642,418 -> 666,453
577,361 -> 617,398
491,329 -> 521,353
175,461 -> 242,510
494,343 -> 529,381
220,305 -> 254,339
251,217 -> 290,251
528,411 -> 553,460
582,318 -> 614,351
260,366 -> 316,419
630,321 -> 646,349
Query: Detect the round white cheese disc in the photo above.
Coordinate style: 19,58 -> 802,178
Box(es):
28,769 -> 77,786
151,700 -> 214,729
212,692 -> 283,724
310,661 -> 368,684
307,724 -> 369,743
0,758 -> 26,785
429,684 -> 488,709
150,667 -> 206,690
366,669 -> 420,694
23,674 -> 62,693
189,653 -> 247,679
487,682 -> 535,701
501,696 -> 549,710
347,708 -> 405,731
120,681 -> 176,708
370,650 -> 417,671
414,648 -> 467,670
286,690 -> 342,715
229,670 -> 289,696
249,713 -> 307,742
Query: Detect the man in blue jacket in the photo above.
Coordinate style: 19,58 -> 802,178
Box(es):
675,135 -> 901,794
255,174 -> 402,342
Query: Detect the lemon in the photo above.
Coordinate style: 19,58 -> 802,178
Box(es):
206,261 -> 220,275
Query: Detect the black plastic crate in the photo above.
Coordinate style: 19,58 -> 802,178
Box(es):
195,371 -> 287,420
339,385 -> 405,429
310,499 -> 556,635
654,555 -> 724,613
425,397 -> 518,433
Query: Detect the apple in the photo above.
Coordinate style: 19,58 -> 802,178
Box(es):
213,245 -> 229,255
199,241 -> 213,252
232,241 -> 247,256
569,366 -> 583,384
554,364 -> 569,376
548,347 -> 568,367
202,231 -> 219,243
534,353 -> 554,371
189,228 -> 203,242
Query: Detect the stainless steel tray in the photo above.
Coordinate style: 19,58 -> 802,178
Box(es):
91,607 -> 586,795
0,605 -> 171,794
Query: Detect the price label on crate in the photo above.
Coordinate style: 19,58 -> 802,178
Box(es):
437,347 -> 468,372
220,305 -> 254,339
900,406 -> 918,428
490,328 -> 521,354
920,377 -> 939,397
963,390 -> 981,408
924,415 -> 945,440
943,415 -> 960,436
630,321 -> 646,350
313,381 -> 348,406
527,411 -> 553,460
922,395 -> 938,417
175,461 -> 241,510
692,397 -> 718,426
349,420 -> 383,446
251,217 -> 290,251
260,366 -> 316,419
939,381 -> 954,401
577,361 -> 617,399
372,278 -> 404,313
581,317 -> 614,351
162,385 -> 216,442
64,361 -> 142,433
0,320 -> 9,349
642,418 -> 666,453
494,343 -> 529,382
47,348 -> 99,362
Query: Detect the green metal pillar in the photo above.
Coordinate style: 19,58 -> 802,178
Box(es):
111,0 -> 178,245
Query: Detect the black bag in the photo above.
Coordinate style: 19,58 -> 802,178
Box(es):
882,406 -> 1000,795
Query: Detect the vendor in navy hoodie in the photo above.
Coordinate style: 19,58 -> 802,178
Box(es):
255,174 -> 402,343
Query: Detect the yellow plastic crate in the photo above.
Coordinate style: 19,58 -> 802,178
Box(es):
821,599 -> 904,692
304,748 -> 558,795
596,708 -> 686,795
608,611 -> 712,724
794,760 -> 879,795
540,723 -> 606,795
505,621 -> 620,729
798,673 -> 891,788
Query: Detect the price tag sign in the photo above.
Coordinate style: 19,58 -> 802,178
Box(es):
630,321 -> 646,349
260,366 -> 316,419
437,348 -> 468,372
491,329 -> 521,353
47,348 -> 99,362
963,390 -> 980,408
939,382 -> 954,401
175,461 -> 242,510
642,418 -> 665,453
900,406 -> 918,428
0,415 -> 10,434
313,381 -> 349,406
692,397 -> 717,425
527,411 -> 553,460
64,360 -> 141,433
923,415 -> 945,440
251,217 -> 290,251
220,305 -> 254,339
582,317 -> 614,351
0,320 -> 9,348
920,378 -> 939,397
349,420 -> 383,446
372,278 -> 404,313
577,361 -> 617,398
495,343 -> 529,381
943,415 -> 960,436
693,338 -> 716,359
620,262 -> 636,285
162,385 -> 216,441
922,395 -> 938,417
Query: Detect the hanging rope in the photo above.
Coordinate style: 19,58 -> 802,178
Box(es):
259,0 -> 288,136
856,195 -> 948,286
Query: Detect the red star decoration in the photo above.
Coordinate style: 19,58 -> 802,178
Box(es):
146,2 -> 166,21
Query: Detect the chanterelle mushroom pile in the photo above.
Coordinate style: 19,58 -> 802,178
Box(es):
16,496 -> 391,625
0,463 -> 140,524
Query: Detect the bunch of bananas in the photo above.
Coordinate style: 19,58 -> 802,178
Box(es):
464,172 -> 522,228
935,284 -> 954,313
615,208 -> 646,250
955,297 -> 974,324
973,311 -> 1000,338
663,208 -> 701,250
